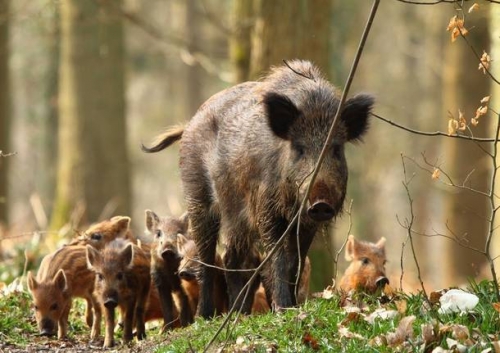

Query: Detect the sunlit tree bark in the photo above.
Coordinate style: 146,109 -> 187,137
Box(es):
442,16 -> 490,283
51,0 -> 130,231
0,0 -> 10,227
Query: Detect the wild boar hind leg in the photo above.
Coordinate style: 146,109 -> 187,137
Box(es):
189,205 -> 220,319
223,234 -> 259,314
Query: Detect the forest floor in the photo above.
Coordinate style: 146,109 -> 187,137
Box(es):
2,279 -> 500,352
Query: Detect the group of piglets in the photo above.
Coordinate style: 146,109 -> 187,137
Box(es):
26,212 -> 387,348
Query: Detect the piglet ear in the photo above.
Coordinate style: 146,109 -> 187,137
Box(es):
145,210 -> 160,234
344,234 -> 356,261
54,269 -> 68,292
86,245 -> 100,269
113,216 -> 131,234
376,237 -> 386,249
121,243 -> 135,269
263,92 -> 300,140
27,271 -> 37,292
340,94 -> 374,142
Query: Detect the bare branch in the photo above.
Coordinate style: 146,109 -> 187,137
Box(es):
0,150 -> 16,157
372,113 -> 497,142
333,200 -> 354,285
399,154 -> 429,301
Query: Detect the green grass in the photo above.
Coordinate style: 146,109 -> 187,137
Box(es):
1,279 -> 500,352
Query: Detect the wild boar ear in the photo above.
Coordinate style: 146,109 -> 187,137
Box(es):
86,245 -> 100,269
54,269 -> 68,292
263,92 -> 300,140
145,210 -> 160,233
121,244 -> 135,269
340,94 -> 374,142
27,271 -> 37,292
344,235 -> 356,261
376,237 -> 386,249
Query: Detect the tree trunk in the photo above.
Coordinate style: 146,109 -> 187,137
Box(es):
490,5 -> 500,271
230,0 -> 253,83
249,0 -> 331,80
249,0 -> 332,292
0,0 -> 10,227
442,18 -> 490,284
51,0 -> 130,231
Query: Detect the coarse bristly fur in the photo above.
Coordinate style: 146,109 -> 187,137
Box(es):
86,239 -> 150,348
145,210 -> 193,331
143,59 -> 374,317
27,245 -> 101,340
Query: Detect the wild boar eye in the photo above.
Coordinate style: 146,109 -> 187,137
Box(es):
117,273 -> 124,281
292,143 -> 305,157
50,303 -> 58,311
34,305 -> 39,311
91,232 -> 102,241
97,273 -> 104,281
331,144 -> 342,157
361,258 -> 370,265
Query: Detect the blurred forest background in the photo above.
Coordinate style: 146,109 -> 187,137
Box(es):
0,0 -> 499,294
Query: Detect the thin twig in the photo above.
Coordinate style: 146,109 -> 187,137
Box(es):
400,154 -> 429,302
333,200 -> 354,285
372,113 -> 497,142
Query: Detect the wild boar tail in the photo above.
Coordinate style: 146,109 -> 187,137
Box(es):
141,126 -> 184,153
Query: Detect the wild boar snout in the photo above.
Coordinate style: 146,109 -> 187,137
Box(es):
307,201 -> 335,221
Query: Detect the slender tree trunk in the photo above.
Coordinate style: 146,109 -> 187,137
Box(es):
230,0 -> 253,83
250,0 -> 331,80
442,19 -> 490,284
0,0 -> 10,227
249,0 -> 332,291
184,0 -> 203,117
490,5 -> 500,269
51,0 -> 130,231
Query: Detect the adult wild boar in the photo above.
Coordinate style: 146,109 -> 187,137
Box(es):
143,60 -> 373,317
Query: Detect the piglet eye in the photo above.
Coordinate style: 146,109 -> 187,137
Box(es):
155,230 -> 162,239
50,303 -> 58,311
34,305 -> 39,311
97,273 -> 104,281
91,232 -> 102,241
361,258 -> 370,265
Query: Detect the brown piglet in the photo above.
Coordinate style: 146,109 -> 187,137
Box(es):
69,216 -> 135,250
86,239 -> 150,348
339,235 -> 389,294
27,245 -> 101,340
177,235 -> 228,315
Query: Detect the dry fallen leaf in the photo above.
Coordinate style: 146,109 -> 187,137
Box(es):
479,51 -> 491,74
430,290 -> 444,305
421,322 -> 438,346
432,168 -> 441,180
303,332 -> 320,351
386,315 -> 416,347
480,96 -> 490,104
338,326 -> 364,340
395,299 -> 408,314
448,118 -> 459,135
446,15 -> 468,42
468,3 -> 480,13
492,302 -> 500,313
458,110 -> 467,131
365,308 -> 398,324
